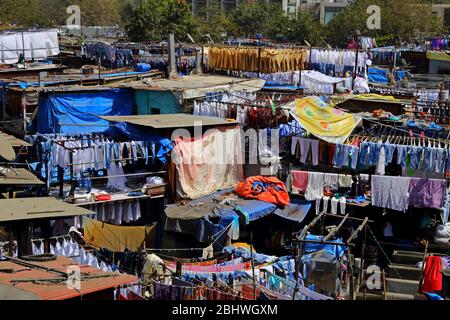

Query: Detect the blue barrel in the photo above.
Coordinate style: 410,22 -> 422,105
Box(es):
134,63 -> 151,72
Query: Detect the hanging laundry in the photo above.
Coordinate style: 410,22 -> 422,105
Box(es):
371,175 -> 411,212
83,218 -> 156,252
408,178 -> 446,209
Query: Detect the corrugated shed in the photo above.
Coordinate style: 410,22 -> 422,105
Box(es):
0,256 -> 137,300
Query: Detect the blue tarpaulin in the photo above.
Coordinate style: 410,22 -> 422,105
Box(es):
368,68 -> 389,84
303,234 -> 346,258
37,89 -> 133,134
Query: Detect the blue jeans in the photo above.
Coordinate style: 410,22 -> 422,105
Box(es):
384,144 -> 396,165
424,147 -> 435,171
368,142 -> 380,166
333,144 -> 347,168
359,142 -> 370,167
348,146 -> 359,170
396,145 -> 407,166
435,148 -> 447,173
408,146 -> 422,170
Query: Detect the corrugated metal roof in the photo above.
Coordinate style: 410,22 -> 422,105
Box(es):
0,130 -> 31,148
0,168 -> 44,186
0,138 -> 15,161
0,256 -> 137,300
101,114 -> 238,129
120,75 -> 265,100
0,197 -> 94,222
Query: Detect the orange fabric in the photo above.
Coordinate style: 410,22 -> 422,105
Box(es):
235,176 -> 290,207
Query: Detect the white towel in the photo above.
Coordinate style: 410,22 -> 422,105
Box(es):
331,197 -> 339,215
339,197 -> 346,215
305,172 -> 325,201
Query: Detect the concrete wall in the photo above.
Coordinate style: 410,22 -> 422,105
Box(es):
134,90 -> 183,115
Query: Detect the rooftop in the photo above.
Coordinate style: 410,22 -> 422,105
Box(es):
120,75 -> 265,99
0,256 -> 137,300
0,168 -> 44,186
101,114 -> 238,129
0,197 -> 94,222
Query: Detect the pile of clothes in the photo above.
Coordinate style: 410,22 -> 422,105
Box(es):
235,176 -> 290,207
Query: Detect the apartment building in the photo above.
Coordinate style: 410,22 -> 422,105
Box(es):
282,0 -> 352,23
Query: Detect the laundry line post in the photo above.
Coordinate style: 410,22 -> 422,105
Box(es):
292,242 -> 302,300
168,33 -> 178,79
250,243 -> 257,300
352,49 -> 359,91
257,48 -> 262,78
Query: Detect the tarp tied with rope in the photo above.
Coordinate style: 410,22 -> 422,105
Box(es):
290,96 -> 361,144
36,88 -> 133,135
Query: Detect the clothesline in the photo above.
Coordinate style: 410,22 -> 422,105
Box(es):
361,117 -> 450,145
77,170 -> 166,181
67,155 -> 155,167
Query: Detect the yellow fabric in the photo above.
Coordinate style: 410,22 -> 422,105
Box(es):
206,47 -> 308,73
83,218 -> 156,252
427,51 -> 450,63
231,242 -> 255,251
292,96 -> 357,139
353,94 -> 400,102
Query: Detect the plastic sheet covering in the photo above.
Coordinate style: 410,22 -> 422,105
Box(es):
0,30 -> 59,64
37,88 -> 133,135
164,189 -> 277,243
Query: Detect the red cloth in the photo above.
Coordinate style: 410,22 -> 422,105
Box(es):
95,194 -> 111,201
291,171 -> 308,193
421,256 -> 442,293
235,176 -> 290,207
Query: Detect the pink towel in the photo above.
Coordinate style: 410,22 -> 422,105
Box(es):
292,171 -> 308,193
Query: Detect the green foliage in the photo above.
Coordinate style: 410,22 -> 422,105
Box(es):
0,0 -> 447,46
126,0 -> 199,42
324,0 -> 447,47
285,11 -> 325,46
230,1 -> 289,38
195,1 -> 238,41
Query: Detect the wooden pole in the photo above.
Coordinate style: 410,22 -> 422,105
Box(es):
257,48 -> 262,78
348,246 -> 354,300
360,224 -> 367,300
352,49 -> 359,91
250,244 -> 257,300
418,240 -> 429,293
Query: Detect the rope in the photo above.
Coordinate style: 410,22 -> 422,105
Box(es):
366,224 -> 402,279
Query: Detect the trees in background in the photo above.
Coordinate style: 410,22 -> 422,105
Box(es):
0,0 -> 122,28
325,0 -> 446,47
126,0 -> 199,42
0,0 -> 447,47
